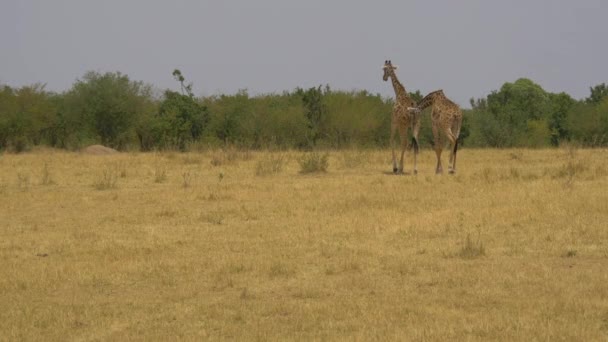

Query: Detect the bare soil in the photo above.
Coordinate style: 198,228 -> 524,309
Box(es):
81,144 -> 118,155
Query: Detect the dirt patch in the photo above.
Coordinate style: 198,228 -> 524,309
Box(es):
81,145 -> 119,155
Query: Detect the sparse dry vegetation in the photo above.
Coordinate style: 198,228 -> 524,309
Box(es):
93,167 -> 118,190
40,162 -> 55,185
255,153 -> 286,176
298,151 -> 329,173
153,163 -> 167,183
457,233 -> 486,259
1,148 -> 608,340
210,146 -> 252,167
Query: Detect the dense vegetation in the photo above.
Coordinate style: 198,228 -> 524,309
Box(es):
0,70 -> 606,152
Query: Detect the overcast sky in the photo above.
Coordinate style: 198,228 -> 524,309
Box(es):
2,0 -> 606,107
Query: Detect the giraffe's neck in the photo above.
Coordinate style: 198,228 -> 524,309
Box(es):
416,95 -> 435,110
417,91 -> 443,110
389,71 -> 408,101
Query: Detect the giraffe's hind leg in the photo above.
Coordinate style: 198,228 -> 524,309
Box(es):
411,116 -> 421,175
398,124 -> 408,174
450,139 -> 459,174
443,127 -> 458,174
450,119 -> 462,173
390,122 -> 398,173
432,123 -> 443,174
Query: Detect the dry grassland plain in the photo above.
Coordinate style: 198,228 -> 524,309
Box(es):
1,147 -> 608,341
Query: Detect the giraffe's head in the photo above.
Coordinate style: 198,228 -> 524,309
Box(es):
382,60 -> 397,81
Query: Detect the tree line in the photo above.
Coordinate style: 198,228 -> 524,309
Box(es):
1,70 -> 606,152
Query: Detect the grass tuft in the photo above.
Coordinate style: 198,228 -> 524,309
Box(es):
17,172 -> 30,190
255,153 -> 286,176
480,167 -> 493,182
340,150 -> 368,169
509,150 -> 523,161
154,164 -> 167,183
269,262 -> 295,278
93,168 -> 118,190
458,233 -> 486,259
554,160 -> 587,179
182,155 -> 202,165
157,209 -> 177,218
210,146 -> 252,167
299,152 -> 329,174
182,171 -> 192,188
116,161 -> 127,178
40,163 -> 55,185
201,212 -> 224,225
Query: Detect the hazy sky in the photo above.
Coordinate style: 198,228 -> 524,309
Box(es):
2,0 -> 607,107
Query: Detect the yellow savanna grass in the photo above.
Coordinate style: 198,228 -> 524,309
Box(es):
1,147 -> 607,340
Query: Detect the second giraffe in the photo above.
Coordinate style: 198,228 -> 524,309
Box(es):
409,90 -> 463,174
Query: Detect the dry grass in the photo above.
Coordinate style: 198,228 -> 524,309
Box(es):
255,153 -> 287,177
298,151 -> 329,173
1,148 -> 608,340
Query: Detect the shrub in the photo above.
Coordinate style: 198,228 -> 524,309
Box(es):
298,152 -> 329,174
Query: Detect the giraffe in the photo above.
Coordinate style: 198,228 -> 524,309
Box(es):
408,89 -> 463,174
382,60 -> 420,174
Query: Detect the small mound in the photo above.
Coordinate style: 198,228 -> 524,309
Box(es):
81,145 -> 118,155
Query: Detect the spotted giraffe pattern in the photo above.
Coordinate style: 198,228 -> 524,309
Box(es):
382,60 -> 420,174
410,89 -> 463,174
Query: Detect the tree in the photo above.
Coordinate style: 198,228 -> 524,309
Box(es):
322,90 -> 390,148
586,83 -> 608,105
409,89 -> 423,103
0,85 -> 19,150
64,71 -> 154,149
158,90 -> 209,150
296,85 -> 327,147
482,78 -> 552,147
205,90 -> 249,146
548,92 -> 576,145
138,70 -> 209,151
172,69 -> 194,97
0,84 -> 59,151
566,96 -> 608,146
235,92 -> 308,148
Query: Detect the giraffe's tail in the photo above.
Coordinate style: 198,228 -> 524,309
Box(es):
411,137 -> 419,154
452,116 -> 463,155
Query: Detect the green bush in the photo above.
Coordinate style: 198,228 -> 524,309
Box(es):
1,74 -> 606,151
